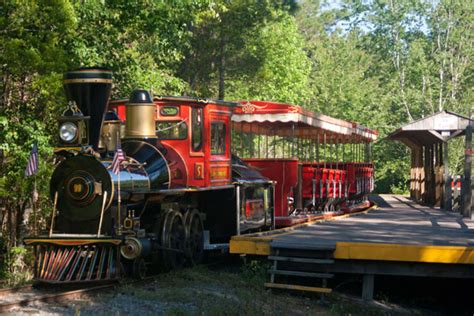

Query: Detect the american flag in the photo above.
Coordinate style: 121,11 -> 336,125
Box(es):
111,141 -> 126,175
25,141 -> 39,177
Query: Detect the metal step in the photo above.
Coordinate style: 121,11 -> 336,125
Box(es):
264,282 -> 332,293
268,269 -> 334,279
268,255 -> 334,264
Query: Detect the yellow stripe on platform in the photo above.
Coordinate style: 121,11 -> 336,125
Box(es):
229,238 -> 271,255
334,242 -> 474,264
230,237 -> 474,264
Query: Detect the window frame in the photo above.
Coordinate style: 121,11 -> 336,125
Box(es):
155,120 -> 188,140
191,107 -> 203,152
210,121 -> 227,156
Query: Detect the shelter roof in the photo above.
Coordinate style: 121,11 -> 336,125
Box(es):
231,101 -> 378,144
388,110 -> 472,148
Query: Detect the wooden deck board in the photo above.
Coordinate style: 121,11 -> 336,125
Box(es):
274,195 -> 474,247
230,195 -> 474,264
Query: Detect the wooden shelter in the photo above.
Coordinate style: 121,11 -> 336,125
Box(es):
388,110 -> 472,212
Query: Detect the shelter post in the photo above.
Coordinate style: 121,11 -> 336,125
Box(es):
462,117 -> 472,218
424,145 -> 430,204
443,140 -> 452,211
435,143 -> 443,207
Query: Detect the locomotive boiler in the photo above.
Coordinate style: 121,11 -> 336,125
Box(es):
24,68 -> 274,282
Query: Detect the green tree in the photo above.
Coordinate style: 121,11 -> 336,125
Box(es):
226,12 -> 311,104
428,1 -> 473,115
179,0 -> 301,100
68,0 -> 206,97
0,0 -> 76,254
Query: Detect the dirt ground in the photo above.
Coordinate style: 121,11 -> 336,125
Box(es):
8,262 -> 426,316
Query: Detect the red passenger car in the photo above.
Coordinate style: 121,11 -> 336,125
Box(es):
232,101 -> 377,227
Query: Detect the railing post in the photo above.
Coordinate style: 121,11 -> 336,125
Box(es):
49,191 -> 59,237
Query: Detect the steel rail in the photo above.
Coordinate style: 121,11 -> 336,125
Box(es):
0,284 -> 34,296
0,277 -> 154,312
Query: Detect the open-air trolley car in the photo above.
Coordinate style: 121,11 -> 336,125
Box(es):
232,101 -> 377,227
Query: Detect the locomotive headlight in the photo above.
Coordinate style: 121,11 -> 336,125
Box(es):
59,122 -> 78,143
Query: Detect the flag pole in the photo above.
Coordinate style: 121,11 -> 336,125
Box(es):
25,141 -> 39,236
117,165 -> 122,235
32,176 -> 37,236
117,131 -> 122,236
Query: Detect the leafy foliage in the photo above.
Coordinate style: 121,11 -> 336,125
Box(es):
226,12 -> 311,103
68,0 -> 202,97
0,1 -> 75,253
296,0 -> 472,192
0,246 -> 33,285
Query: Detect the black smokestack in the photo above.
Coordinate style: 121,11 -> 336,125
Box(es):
63,68 -> 112,150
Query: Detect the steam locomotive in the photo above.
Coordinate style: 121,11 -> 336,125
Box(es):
24,68 -> 274,283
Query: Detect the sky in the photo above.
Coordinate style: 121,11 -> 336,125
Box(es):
318,0 -> 430,35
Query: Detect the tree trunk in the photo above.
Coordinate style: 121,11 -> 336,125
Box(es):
437,31 -> 444,112
218,31 -> 225,100
15,200 -> 27,247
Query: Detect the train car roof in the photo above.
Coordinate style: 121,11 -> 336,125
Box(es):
109,95 -> 239,108
232,101 -> 378,143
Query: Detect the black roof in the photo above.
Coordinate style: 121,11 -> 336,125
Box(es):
110,95 -> 238,108
154,95 -> 239,107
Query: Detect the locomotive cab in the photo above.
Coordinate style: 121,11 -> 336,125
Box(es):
110,96 -> 235,188
110,96 -> 274,242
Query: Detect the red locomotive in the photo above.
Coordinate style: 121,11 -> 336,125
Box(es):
25,69 -> 274,282
232,101 -> 377,227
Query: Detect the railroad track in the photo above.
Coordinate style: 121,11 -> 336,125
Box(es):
0,278 -> 153,312
0,260 -> 228,312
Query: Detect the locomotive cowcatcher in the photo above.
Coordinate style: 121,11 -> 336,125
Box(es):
24,68 -> 274,283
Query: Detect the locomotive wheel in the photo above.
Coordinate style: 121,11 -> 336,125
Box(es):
161,210 -> 186,270
184,209 -> 204,265
132,258 -> 147,279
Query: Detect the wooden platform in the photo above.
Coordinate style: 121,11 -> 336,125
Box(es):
230,195 -> 474,265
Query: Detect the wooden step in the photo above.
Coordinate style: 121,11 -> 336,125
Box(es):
264,282 -> 332,293
271,241 -> 336,252
268,255 -> 334,264
268,269 -> 334,279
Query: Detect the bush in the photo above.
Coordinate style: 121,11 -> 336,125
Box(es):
241,259 -> 270,285
1,246 -> 33,286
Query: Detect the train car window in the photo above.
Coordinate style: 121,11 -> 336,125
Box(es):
192,108 -> 203,151
156,121 -> 187,139
211,122 -> 226,155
